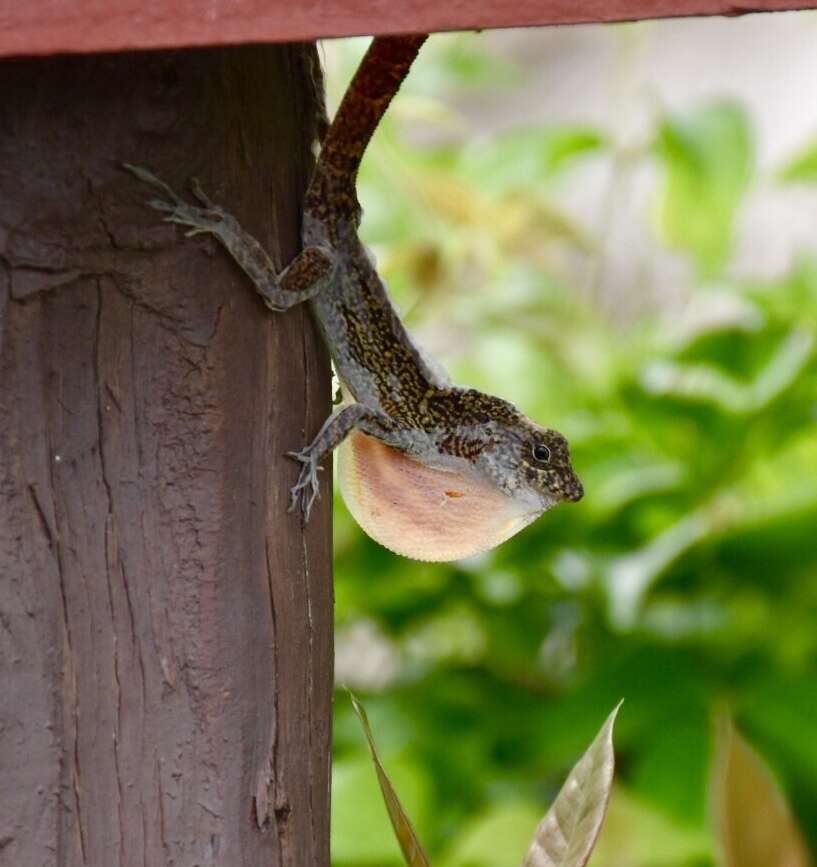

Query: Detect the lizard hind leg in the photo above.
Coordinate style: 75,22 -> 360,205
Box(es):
124,164 -> 337,311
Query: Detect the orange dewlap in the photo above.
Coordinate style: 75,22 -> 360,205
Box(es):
338,428 -> 541,562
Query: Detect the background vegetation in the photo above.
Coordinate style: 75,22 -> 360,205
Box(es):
325,24 -> 817,866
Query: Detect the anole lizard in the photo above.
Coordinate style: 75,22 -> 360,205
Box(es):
126,35 -> 582,561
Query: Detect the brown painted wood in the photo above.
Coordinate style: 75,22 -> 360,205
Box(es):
1,0 -> 816,58
0,44 -> 333,866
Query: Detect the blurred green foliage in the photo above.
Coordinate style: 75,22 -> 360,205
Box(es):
326,32 -> 817,866
656,102 -> 753,276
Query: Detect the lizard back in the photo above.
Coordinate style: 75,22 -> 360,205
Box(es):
302,35 -> 444,424
308,221 -> 447,425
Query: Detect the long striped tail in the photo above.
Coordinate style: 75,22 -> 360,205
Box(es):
306,34 -> 428,212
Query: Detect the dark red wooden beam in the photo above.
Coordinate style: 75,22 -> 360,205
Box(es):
1,0 -> 816,59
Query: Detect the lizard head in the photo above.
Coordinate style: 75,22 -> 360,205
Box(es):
479,418 -> 584,509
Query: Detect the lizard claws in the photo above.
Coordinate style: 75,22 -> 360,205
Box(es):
124,163 -> 232,240
287,449 -> 324,523
153,199 -> 228,237
190,177 -> 216,209
123,163 -> 185,205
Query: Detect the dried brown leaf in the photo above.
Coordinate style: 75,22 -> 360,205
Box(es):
351,692 -> 432,867
712,717 -> 812,867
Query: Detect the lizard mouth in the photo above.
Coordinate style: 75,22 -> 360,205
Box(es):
338,429 -> 549,562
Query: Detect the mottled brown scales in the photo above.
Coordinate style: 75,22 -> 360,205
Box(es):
128,34 -> 584,526
336,289 -> 431,425
279,245 -> 335,293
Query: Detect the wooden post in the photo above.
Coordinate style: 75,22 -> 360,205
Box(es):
0,44 -> 333,866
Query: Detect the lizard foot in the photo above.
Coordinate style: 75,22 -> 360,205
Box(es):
287,449 -> 325,523
123,163 -> 241,241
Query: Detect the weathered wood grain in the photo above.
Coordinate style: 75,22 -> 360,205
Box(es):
0,44 -> 333,866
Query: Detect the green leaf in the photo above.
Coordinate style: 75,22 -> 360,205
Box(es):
543,128 -> 607,175
351,692 -> 433,867
522,703 -> 620,867
655,101 -> 753,276
640,328 -> 814,414
332,754 -> 429,865
631,711 -> 711,825
442,802 -> 547,867
435,36 -> 521,89
589,786 -> 712,866
456,127 -> 606,195
778,139 -> 817,182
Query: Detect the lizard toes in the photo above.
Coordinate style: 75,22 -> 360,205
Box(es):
288,456 -> 322,523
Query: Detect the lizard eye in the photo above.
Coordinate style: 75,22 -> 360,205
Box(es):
532,443 -> 551,464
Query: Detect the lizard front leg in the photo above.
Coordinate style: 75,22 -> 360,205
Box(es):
288,403 -> 393,522
125,164 -> 336,311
